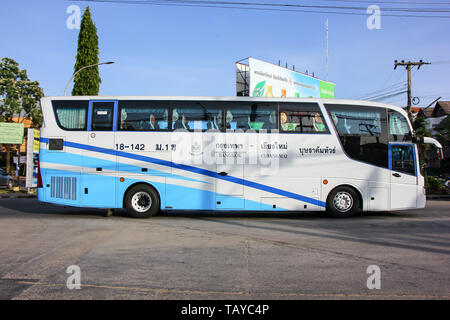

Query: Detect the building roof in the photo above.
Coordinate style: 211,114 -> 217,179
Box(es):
433,101 -> 450,117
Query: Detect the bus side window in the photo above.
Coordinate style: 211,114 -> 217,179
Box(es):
171,102 -> 223,131
225,102 -> 277,132
52,100 -> 89,131
389,110 -> 412,142
279,102 -> 328,133
325,104 -> 389,169
118,101 -> 169,131
92,102 -> 114,131
392,145 -> 415,175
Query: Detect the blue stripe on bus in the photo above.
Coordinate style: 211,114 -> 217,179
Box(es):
39,149 -> 209,184
40,137 -> 326,207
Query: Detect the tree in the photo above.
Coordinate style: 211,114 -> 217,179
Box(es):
72,6 -> 101,96
435,116 -> 450,147
413,109 -> 432,170
0,57 -> 44,174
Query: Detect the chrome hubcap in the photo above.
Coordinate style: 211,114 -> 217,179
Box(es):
333,192 -> 353,212
131,191 -> 152,212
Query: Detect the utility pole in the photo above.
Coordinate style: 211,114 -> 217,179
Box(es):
326,19 -> 329,81
394,59 -> 430,114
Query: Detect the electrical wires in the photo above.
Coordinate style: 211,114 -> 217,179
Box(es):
356,82 -> 408,101
72,0 -> 450,19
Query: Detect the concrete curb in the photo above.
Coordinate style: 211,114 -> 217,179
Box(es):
0,194 -> 37,199
426,195 -> 450,200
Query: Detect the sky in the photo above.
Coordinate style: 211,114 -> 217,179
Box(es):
1,0 -> 450,108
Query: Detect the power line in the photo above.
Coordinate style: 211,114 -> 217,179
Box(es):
357,82 -> 407,99
364,88 -> 408,101
312,0 -> 450,5
74,0 -> 450,18
430,60 -> 450,64
82,0 -> 450,11
369,90 -> 408,101
112,0 -> 450,12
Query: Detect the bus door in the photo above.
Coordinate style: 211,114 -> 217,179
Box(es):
389,143 -> 417,209
81,100 -> 118,207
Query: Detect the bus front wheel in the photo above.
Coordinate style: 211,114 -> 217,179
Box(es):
125,184 -> 160,218
326,186 -> 360,218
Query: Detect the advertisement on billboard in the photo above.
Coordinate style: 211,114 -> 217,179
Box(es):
248,58 -> 335,99
0,122 -> 24,144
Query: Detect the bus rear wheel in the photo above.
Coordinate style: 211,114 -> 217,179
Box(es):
125,184 -> 160,218
326,186 -> 360,218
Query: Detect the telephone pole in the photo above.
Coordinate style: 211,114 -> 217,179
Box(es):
394,59 -> 431,114
326,19 -> 329,81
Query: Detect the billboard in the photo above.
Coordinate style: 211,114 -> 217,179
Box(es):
0,122 -> 24,144
247,58 -> 335,98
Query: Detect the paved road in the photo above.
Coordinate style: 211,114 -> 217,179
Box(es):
0,199 -> 449,300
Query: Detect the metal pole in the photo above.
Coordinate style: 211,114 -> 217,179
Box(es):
326,19 -> 329,81
64,61 -> 114,96
407,65 -> 412,114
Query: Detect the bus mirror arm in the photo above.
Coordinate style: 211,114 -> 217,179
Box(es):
412,136 -> 442,149
420,137 -> 444,160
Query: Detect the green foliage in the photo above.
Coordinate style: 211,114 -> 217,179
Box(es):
0,57 -> 44,127
72,6 -> 101,96
435,116 -> 450,148
425,176 -> 447,194
413,111 -> 432,168
413,111 -> 431,138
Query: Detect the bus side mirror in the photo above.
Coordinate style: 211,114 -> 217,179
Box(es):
422,137 -> 444,160
412,136 -> 424,144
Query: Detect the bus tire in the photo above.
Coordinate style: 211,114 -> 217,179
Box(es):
326,186 -> 360,218
125,184 -> 160,218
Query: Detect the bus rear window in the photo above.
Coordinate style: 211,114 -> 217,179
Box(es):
52,100 -> 89,130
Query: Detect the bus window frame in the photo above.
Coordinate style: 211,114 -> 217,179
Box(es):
117,100 -> 172,132
52,100 -> 89,131
389,143 -> 417,177
88,100 -> 118,131
278,102 -> 331,135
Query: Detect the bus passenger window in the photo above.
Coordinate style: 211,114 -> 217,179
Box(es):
118,101 -> 169,131
225,102 -> 277,132
171,102 -> 223,131
279,102 -> 328,133
52,100 -> 89,130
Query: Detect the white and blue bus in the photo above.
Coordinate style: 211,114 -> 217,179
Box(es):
37,96 -> 442,218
